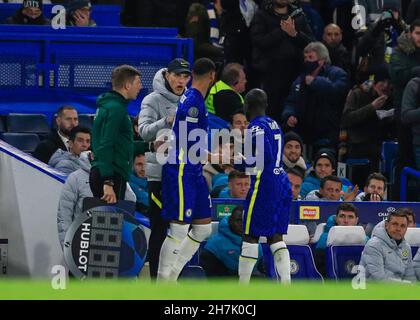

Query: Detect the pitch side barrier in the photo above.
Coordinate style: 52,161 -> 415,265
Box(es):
0,140 -> 150,278
211,198 -> 420,225
0,4 -> 122,26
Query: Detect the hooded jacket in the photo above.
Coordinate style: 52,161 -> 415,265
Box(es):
57,155 -> 136,248
204,217 -> 262,272
360,220 -> 416,282
48,149 -> 82,175
138,68 -> 182,181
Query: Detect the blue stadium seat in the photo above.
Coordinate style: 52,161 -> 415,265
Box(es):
0,132 -> 40,153
7,113 -> 50,135
404,228 -> 420,258
78,114 -> 95,130
180,265 -> 206,279
325,226 -> 366,279
0,117 -> 5,132
380,141 -> 398,182
263,225 -> 323,280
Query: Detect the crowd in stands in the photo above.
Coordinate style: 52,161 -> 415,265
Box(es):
3,0 -> 420,283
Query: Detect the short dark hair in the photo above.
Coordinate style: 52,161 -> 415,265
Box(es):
112,65 -> 141,89
57,105 -> 77,118
228,170 -> 249,182
320,175 -> 342,189
229,110 -> 246,124
410,19 -> 420,32
193,58 -> 216,76
365,172 -> 387,190
336,202 -> 358,217
386,208 -> 409,223
69,126 -> 90,142
221,63 -> 244,87
286,167 -> 304,181
395,207 -> 415,224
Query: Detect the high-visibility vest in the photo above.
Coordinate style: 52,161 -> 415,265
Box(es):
205,80 -> 244,115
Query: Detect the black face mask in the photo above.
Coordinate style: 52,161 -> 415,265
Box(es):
303,60 -> 319,74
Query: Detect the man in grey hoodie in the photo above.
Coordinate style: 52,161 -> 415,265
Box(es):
360,209 -> 416,282
138,58 -> 191,279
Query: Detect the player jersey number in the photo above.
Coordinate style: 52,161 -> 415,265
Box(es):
274,134 -> 282,168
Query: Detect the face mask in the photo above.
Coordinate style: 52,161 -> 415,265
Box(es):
303,61 -> 319,74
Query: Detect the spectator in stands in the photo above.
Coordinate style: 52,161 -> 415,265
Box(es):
360,209 -> 416,282
200,205 -> 264,278
282,42 -> 348,152
355,172 -> 387,201
218,170 -> 250,199
5,0 -> 50,25
401,76 -> 420,173
406,0 -> 420,24
341,65 -> 394,173
90,65 -> 145,204
129,153 -> 149,215
356,5 -> 406,82
48,126 -> 91,175
390,20 -> 420,198
398,207 -> 418,228
282,131 -> 306,177
138,58 -> 191,279
299,0 -> 324,41
286,167 -> 303,201
205,63 -> 246,122
184,1 -> 224,63
250,0 -> 314,123
358,0 -> 402,25
33,105 -> 79,164
65,0 -> 97,26
305,175 -> 359,201
322,24 -> 352,77
57,151 -> 136,248
316,202 -> 367,250
300,149 -> 353,198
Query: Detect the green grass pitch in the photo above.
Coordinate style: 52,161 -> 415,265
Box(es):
0,279 -> 419,300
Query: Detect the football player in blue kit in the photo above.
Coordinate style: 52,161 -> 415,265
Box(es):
157,58 -> 217,281
238,89 -> 293,284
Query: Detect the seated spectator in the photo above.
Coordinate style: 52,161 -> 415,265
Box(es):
57,151 -> 136,248
360,209 -> 416,282
48,126 -> 91,175
282,131 -> 307,177
184,1 -> 224,63
305,175 -> 359,201
316,202 -> 368,250
200,205 -> 264,278
355,172 -> 387,201
300,149 -> 353,198
398,207 -> 418,228
5,0 -> 50,25
286,168 -> 304,201
129,153 -> 149,215
341,65 -> 394,173
33,105 -> 79,164
322,24 -> 352,78
218,170 -> 250,199
205,63 -> 246,121
65,0 -> 97,26
282,42 -> 349,151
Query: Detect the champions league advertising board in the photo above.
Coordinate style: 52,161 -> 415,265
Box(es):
64,204 -> 147,279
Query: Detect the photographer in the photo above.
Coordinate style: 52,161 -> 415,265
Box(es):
356,5 -> 407,82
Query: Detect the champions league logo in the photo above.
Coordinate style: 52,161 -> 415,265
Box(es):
63,205 -> 147,279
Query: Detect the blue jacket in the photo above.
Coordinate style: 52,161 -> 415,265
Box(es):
282,64 -> 349,144
129,173 -> 149,207
316,214 -> 370,250
204,217 -> 263,272
300,171 -> 353,198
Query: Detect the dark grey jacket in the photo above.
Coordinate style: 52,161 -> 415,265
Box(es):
401,77 -> 420,146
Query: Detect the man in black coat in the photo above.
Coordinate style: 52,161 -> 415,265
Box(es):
33,106 -> 79,164
5,0 -> 50,25
250,0 -> 314,124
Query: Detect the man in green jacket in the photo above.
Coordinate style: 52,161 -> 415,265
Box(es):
90,65 -> 143,204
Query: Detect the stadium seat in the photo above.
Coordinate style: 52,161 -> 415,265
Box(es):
380,141 -> 398,182
262,225 -> 323,280
326,226 -> 366,279
404,228 -> 420,258
0,132 -> 40,154
310,223 -> 326,244
180,265 -> 206,279
78,114 -> 95,130
7,113 -> 50,135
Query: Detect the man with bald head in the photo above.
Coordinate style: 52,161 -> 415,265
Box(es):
322,24 -> 352,77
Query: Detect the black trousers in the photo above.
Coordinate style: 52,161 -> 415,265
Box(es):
147,181 -> 169,279
89,167 -> 127,200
